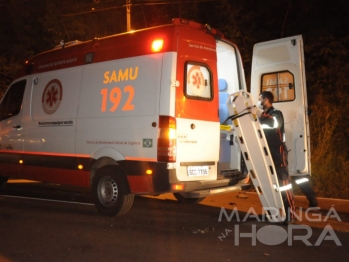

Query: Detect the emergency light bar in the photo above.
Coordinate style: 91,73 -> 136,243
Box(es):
152,39 -> 164,52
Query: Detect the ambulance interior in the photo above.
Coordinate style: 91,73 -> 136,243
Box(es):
216,40 -> 245,177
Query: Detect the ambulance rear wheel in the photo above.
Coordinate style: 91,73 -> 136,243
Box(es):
173,193 -> 204,204
92,166 -> 134,216
0,176 -> 8,189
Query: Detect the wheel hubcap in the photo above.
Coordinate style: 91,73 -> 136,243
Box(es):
98,176 -> 118,207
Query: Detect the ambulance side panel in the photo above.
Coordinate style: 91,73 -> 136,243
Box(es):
17,67 -> 87,185
76,55 -> 162,163
24,67 -> 82,153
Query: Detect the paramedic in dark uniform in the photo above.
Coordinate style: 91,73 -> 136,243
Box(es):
257,91 -> 296,223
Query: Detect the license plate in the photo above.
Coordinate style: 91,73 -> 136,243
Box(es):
187,166 -> 209,177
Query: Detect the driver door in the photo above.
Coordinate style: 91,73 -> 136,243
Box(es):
0,79 -> 27,177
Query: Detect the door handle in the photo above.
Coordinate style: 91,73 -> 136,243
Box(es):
13,125 -> 22,129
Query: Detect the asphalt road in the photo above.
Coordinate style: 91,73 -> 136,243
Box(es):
0,181 -> 348,262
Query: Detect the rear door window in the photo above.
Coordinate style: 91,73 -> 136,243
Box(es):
261,71 -> 295,102
185,62 -> 212,100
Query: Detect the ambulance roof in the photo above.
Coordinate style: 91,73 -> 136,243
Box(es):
17,18 -> 226,78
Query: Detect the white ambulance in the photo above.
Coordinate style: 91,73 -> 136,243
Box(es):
0,18 -> 310,216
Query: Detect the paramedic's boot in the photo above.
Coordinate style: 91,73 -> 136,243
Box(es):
308,197 -> 318,208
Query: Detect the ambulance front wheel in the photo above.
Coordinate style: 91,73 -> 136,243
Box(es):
173,193 -> 204,204
0,176 -> 8,189
92,166 -> 134,216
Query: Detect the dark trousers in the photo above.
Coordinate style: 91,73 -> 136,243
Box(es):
294,177 -> 318,207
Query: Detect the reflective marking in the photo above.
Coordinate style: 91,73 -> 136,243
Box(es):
261,116 -> 279,129
125,156 -> 157,162
279,184 -> 292,191
295,177 -> 309,184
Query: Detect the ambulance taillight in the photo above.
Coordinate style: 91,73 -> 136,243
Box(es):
157,116 -> 176,162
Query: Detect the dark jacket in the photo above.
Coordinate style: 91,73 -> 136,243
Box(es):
259,106 -> 286,168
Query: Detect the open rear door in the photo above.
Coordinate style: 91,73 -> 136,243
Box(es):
250,35 -> 311,177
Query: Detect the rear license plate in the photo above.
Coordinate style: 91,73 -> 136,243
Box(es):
187,166 -> 209,177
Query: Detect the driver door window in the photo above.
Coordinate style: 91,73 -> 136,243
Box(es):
0,80 -> 26,121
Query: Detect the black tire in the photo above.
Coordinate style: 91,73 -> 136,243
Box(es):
0,176 -> 8,189
92,166 -> 134,216
173,193 -> 204,204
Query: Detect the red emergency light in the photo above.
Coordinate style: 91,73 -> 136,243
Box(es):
152,39 -> 164,52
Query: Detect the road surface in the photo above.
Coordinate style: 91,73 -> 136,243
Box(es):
0,180 -> 348,262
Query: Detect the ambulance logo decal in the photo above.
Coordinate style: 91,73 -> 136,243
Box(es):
187,65 -> 206,96
42,79 -> 63,115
